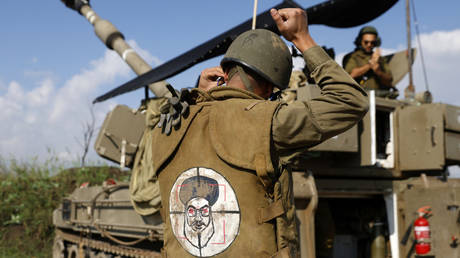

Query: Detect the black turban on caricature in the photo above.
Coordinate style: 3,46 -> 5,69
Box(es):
179,176 -> 219,206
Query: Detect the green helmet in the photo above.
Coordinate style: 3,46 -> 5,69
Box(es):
354,26 -> 381,47
221,29 -> 292,90
359,26 -> 378,36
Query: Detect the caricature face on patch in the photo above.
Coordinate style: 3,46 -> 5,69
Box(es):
186,197 -> 211,232
169,167 -> 240,257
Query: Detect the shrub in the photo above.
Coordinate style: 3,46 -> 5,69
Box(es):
0,156 -> 129,256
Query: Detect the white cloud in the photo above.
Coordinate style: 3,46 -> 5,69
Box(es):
28,78 -> 53,107
49,49 -> 130,122
400,29 -> 460,106
420,29 -> 460,54
0,81 -> 24,118
0,40 -> 158,165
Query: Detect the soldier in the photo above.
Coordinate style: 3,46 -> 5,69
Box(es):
343,26 -> 396,98
153,8 -> 368,257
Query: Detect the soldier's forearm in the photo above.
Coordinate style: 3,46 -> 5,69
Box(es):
272,47 -> 369,151
350,63 -> 372,79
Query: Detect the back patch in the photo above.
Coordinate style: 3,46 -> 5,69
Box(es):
169,167 -> 240,257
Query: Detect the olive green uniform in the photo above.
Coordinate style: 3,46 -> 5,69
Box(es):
276,46 -> 367,156
152,46 -> 368,257
343,49 -> 392,92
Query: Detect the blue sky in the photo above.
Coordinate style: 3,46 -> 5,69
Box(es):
1,0 -> 460,167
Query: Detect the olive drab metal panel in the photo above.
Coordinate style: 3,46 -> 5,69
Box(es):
292,172 -> 317,258
444,104 -> 460,132
395,178 -> 460,258
360,111 -> 374,166
384,48 -> 416,86
397,104 -> 444,171
442,104 -> 460,163
94,105 -> 145,168
445,132 -> 460,163
53,184 -> 163,240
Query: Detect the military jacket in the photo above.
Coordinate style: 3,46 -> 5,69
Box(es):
275,46 -> 368,163
343,49 -> 392,91
151,46 -> 368,257
153,88 -> 282,257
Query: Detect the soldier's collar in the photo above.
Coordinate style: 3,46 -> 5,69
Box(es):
209,87 -> 263,100
190,88 -> 213,103
192,87 -> 263,103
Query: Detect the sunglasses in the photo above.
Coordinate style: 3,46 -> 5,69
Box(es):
363,40 -> 377,46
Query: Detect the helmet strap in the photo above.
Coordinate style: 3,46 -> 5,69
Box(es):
236,65 -> 255,92
227,66 -> 239,81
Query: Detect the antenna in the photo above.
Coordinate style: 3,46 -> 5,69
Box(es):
252,0 -> 259,30
404,0 -> 415,100
411,0 -> 430,93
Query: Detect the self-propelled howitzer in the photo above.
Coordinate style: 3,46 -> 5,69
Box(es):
53,1 -> 460,258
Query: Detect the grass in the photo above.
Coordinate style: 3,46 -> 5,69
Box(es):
0,156 -> 130,257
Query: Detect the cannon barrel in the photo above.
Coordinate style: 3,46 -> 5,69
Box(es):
61,0 -> 171,99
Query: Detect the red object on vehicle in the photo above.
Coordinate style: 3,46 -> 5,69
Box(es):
79,182 -> 90,188
414,216 -> 431,254
105,178 -> 117,185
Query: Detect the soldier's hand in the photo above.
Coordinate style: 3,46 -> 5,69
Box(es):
369,48 -> 381,71
371,48 -> 381,63
270,8 -> 316,52
369,61 -> 380,71
198,66 -> 225,91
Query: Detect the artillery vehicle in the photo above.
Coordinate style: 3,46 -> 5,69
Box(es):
53,0 -> 460,257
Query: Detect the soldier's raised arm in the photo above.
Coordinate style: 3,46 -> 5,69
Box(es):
270,8 -> 369,152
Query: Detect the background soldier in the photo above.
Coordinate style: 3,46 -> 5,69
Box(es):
154,8 -> 368,257
343,26 -> 396,98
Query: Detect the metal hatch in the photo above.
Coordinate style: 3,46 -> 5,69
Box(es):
396,103 -> 445,171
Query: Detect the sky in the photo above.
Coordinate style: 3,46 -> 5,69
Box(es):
1,0 -> 460,173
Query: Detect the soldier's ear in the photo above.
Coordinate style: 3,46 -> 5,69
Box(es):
354,35 -> 361,47
375,37 -> 381,47
223,70 -> 229,83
